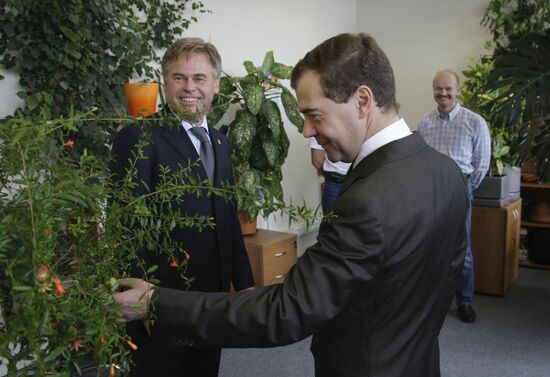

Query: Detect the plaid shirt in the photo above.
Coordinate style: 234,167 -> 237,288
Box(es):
418,103 -> 491,189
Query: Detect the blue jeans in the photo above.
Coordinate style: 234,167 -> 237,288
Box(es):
322,179 -> 342,213
456,179 -> 474,305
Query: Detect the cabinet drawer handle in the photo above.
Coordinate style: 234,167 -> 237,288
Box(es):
512,209 -> 519,223
274,251 -> 287,257
274,274 -> 285,280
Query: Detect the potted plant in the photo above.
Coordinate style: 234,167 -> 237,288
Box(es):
459,60 -> 515,205
484,29 -> 550,183
207,51 -> 304,233
463,0 -> 550,184
123,82 -> 160,117
458,0 -> 550,206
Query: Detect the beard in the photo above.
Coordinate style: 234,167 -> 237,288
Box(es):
170,103 -> 204,125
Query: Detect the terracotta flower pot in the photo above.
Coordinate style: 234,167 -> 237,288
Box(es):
238,211 -> 257,235
123,82 -> 159,117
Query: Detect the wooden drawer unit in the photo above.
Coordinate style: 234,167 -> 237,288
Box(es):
471,199 -> 521,295
243,229 -> 297,287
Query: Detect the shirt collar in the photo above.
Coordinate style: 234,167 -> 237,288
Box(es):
353,118 -> 412,168
181,116 -> 209,133
438,102 -> 461,121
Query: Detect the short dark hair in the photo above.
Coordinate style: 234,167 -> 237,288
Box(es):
161,37 -> 222,79
291,33 -> 399,113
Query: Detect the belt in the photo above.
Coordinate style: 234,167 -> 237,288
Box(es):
323,171 -> 345,184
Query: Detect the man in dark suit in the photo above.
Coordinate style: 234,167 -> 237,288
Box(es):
111,38 -> 255,377
114,33 -> 468,377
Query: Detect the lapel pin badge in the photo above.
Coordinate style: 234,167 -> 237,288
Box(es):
217,139 -> 221,145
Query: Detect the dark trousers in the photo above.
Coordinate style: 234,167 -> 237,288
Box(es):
127,321 -> 221,377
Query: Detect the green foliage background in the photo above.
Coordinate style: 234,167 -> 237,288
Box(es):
460,0 -> 550,181
0,0 -> 208,156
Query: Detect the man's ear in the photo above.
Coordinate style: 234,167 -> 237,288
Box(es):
354,85 -> 373,118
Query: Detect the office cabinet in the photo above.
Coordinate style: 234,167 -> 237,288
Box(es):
471,199 -> 521,295
243,229 -> 297,287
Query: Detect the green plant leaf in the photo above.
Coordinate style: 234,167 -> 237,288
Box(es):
243,61 -> 257,75
261,100 -> 282,141
239,168 -> 261,192
271,63 -> 292,80
219,76 -> 236,95
261,51 -> 274,74
485,29 -> 550,177
249,133 -> 270,172
279,127 -> 290,164
486,30 -> 550,126
281,88 -> 304,132
59,26 -> 79,43
207,94 -> 230,126
241,76 -> 264,115
228,110 -> 257,162
262,140 -> 280,167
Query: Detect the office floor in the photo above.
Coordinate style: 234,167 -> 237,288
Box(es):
219,267 -> 550,377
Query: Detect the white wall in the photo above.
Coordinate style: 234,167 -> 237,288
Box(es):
0,70 -> 24,118
357,0 -> 492,129
0,0 -> 493,232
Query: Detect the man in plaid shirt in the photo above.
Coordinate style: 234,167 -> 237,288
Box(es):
418,69 -> 490,324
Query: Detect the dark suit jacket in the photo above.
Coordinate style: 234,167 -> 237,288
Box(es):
110,109 -> 255,376
152,133 -> 469,377
111,109 -> 254,292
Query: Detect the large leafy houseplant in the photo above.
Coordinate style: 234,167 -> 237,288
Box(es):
460,59 -> 517,176
462,0 -> 550,182
484,29 -> 550,182
0,0 -> 208,157
207,51 -> 305,221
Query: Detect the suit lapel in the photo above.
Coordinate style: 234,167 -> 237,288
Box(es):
156,108 -> 206,180
340,133 -> 426,195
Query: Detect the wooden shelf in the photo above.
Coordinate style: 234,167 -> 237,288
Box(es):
520,181 -> 550,268
519,260 -> 550,270
521,182 -> 550,190
521,221 -> 550,229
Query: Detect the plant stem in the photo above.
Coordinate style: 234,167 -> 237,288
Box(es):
17,142 -> 37,258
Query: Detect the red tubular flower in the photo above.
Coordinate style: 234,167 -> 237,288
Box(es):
71,339 -> 83,352
51,275 -> 66,297
127,340 -> 138,350
109,364 -> 115,377
169,257 -> 179,268
183,250 -> 190,260
63,139 -> 75,150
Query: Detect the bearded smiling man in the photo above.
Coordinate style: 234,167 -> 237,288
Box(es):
417,69 -> 491,324
110,38 -> 255,377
